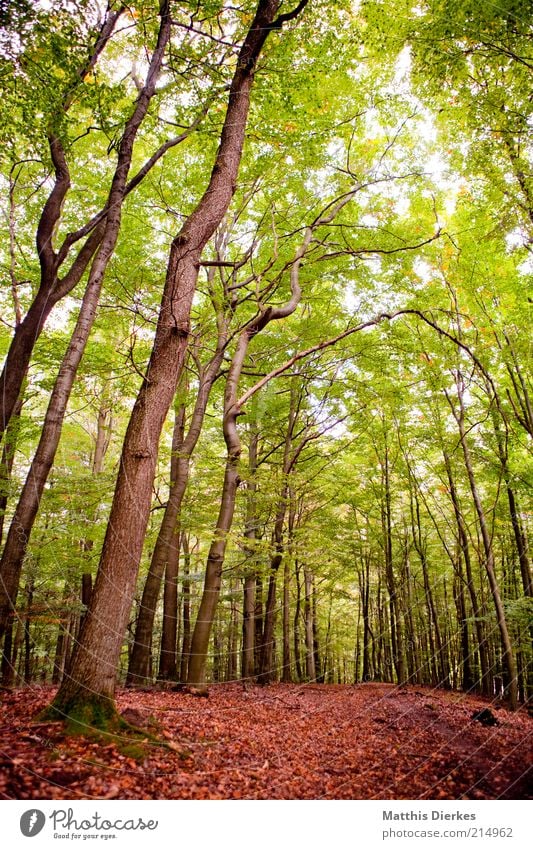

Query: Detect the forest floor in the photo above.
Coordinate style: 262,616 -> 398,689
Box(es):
0,683 -> 531,800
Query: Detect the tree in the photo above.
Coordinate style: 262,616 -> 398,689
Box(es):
49,0 -> 311,725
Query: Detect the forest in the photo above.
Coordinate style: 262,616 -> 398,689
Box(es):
0,0 -> 531,801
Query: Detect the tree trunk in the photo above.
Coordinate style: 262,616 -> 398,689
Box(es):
50,0 -> 291,722
258,572 -> 278,684
158,527 -> 180,680
412,496 -> 446,685
127,404 -> 186,685
450,376 -> 518,709
187,456 -> 240,688
187,166 -> 311,687
443,449 -> 490,694
282,488 -> 297,682
381,441 -> 405,684
281,551 -> 292,683
293,560 -> 303,681
226,583 -> 239,681
453,550 -> 473,691
312,579 -> 322,683
0,274 -> 61,443
242,429 -> 258,682
255,576 -> 264,676
359,553 -> 372,681
0,4 -> 125,443
258,382 -> 301,684
179,534 -> 192,683
0,6 -> 172,647
0,398 -> 22,545
304,567 -> 315,682
127,261 -> 230,684
0,274 -> 103,641
490,412 -> 532,598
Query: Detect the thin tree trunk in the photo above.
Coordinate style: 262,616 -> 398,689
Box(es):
0,398 -> 22,545
359,553 -> 371,681
0,5 -> 124,442
490,411 -> 532,598
293,560 -> 303,681
158,527 -> 180,680
188,178 -> 313,689
304,567 -> 315,682
255,576 -> 264,676
258,382 -> 302,684
187,454 -> 240,688
0,274 -> 105,641
411,494 -> 446,685
258,572 -> 278,684
448,376 -> 518,709
179,534 -> 192,683
127,403 -> 186,684
0,6 -> 172,645
242,428 -> 258,682
226,582 -> 239,681
312,579 -> 322,683
0,5 -> 199,446
23,580 -> 34,684
443,449 -> 490,694
381,440 -> 405,684
281,510 -> 293,684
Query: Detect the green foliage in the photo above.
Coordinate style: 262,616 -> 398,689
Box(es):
1,0 -> 531,694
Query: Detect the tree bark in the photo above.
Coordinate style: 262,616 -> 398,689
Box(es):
281,495 -> 295,683
0,398 -> 22,545
187,180 -> 316,688
50,0 -> 300,720
443,449 -> 490,694
449,375 -> 518,709
127,306 -> 229,684
0,5 -> 124,442
179,534 -> 192,683
158,526 -> 180,680
0,4 -> 172,645
241,428 -> 258,682
381,437 -> 405,684
304,567 -> 315,682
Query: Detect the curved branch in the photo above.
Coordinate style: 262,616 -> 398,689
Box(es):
36,136 -> 70,279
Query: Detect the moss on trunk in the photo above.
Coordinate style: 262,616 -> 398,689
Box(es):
40,692 -> 119,734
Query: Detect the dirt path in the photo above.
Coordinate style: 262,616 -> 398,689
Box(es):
0,683 -> 531,799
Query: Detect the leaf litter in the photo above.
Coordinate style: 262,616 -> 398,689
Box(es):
0,683 -> 530,800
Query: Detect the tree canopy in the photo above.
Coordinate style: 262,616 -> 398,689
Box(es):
0,0 -> 531,740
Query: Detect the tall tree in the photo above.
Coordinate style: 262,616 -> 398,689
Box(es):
49,0 -> 310,724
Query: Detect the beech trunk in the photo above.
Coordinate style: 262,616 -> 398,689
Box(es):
50,0 -> 294,719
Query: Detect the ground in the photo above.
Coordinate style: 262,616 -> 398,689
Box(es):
0,683 -> 531,800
